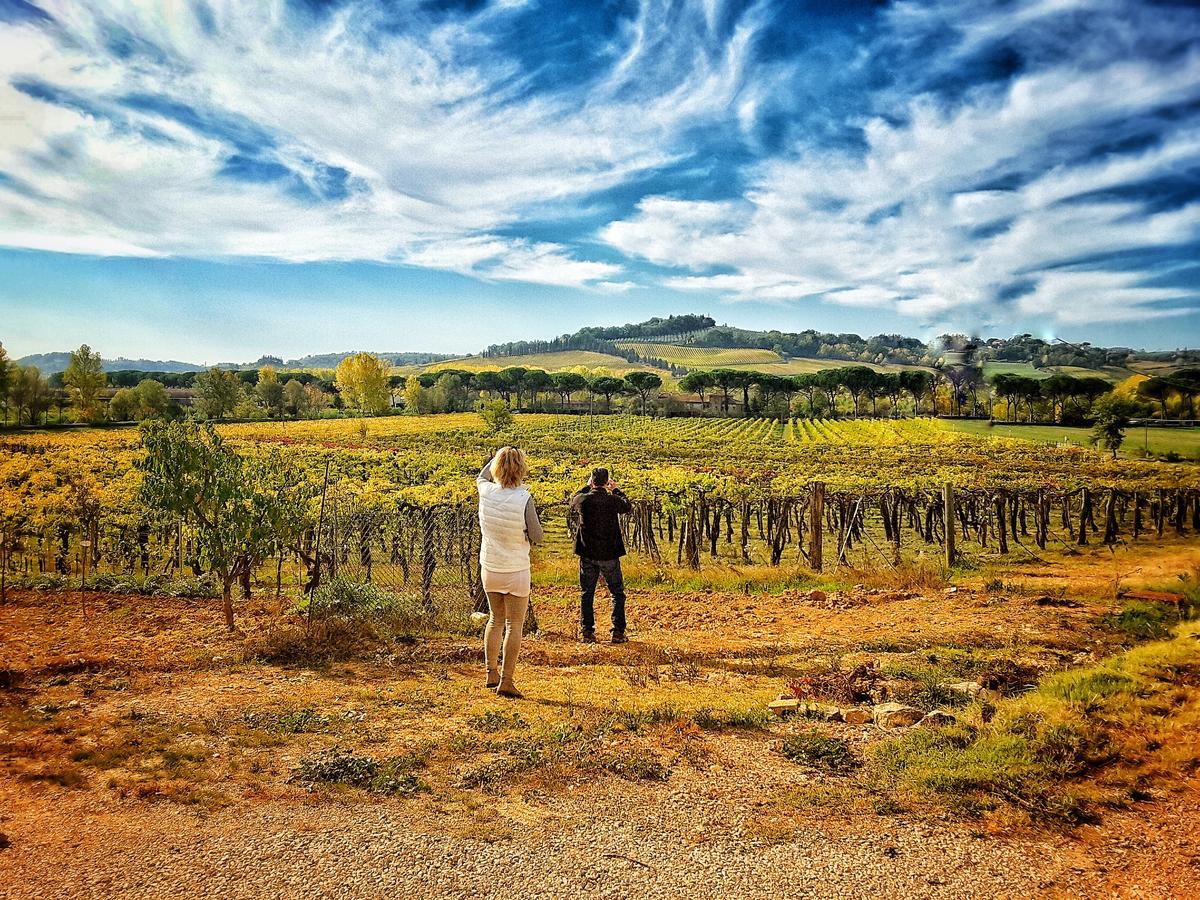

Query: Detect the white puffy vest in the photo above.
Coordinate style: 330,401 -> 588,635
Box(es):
477,481 -> 532,573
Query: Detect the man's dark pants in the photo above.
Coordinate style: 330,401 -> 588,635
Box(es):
579,557 -> 626,635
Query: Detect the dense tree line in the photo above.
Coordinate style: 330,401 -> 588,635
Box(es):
571,314 -> 716,342
984,334 -> 1133,368
678,326 -> 934,367
392,363 -> 1141,425
678,367 -> 941,418
4,337 -> 1196,430
676,366 -> 1146,425
0,341 -> 346,426
0,340 -> 54,425
399,366 -> 664,415
1135,370 -> 1200,421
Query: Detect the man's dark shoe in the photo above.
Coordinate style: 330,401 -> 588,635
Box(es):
611,632 -> 628,644
581,630 -> 597,643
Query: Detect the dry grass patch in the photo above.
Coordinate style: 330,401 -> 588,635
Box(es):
868,622 -> 1200,825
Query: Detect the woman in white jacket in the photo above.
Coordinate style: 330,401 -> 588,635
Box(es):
477,447 -> 543,698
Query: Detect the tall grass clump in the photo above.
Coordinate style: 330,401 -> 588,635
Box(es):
1102,599 -> 1185,641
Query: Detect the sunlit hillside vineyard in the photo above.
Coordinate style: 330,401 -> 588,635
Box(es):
3,415 -> 1194,531
419,351 -> 656,375
613,342 -> 786,367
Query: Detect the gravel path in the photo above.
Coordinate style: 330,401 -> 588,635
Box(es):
1,782 -> 1070,900
7,767 -> 1197,898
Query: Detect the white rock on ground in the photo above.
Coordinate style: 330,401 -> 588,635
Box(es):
872,702 -> 924,728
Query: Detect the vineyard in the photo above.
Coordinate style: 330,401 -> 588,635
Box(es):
420,351 -> 654,375
613,342 -> 786,368
3,415 -> 1197,608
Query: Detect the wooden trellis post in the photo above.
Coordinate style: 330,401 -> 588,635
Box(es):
809,482 -> 824,573
943,483 -> 956,566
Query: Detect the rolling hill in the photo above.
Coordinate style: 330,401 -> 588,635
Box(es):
17,313 -> 1188,382
416,350 -> 660,375
16,353 -> 205,375
981,361 -> 1134,383
614,342 -> 784,367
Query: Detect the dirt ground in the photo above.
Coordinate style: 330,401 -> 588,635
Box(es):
2,540 -> 1199,899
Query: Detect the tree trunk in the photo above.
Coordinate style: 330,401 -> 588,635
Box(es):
1103,490 -> 1119,545
222,577 -> 235,632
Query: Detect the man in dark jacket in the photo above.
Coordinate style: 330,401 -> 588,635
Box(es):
569,467 -> 631,643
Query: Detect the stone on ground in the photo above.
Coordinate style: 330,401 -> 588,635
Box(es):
872,702 -> 924,728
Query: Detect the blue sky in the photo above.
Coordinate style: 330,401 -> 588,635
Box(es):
1,0 -> 1198,362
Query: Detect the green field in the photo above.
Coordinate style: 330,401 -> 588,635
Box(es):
942,418 -> 1200,459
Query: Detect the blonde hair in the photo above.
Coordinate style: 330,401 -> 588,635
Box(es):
491,446 -> 528,489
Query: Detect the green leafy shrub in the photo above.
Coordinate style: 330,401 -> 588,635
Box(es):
478,399 -> 513,433
15,572 -> 220,598
295,748 -> 427,795
692,706 -> 769,730
297,578 -> 396,620
243,707 -> 331,734
458,758 -> 522,793
779,731 -> 858,773
469,709 -> 529,733
294,577 -> 427,630
599,750 -> 670,781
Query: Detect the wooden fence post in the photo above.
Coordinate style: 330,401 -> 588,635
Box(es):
943,483 -> 956,567
809,482 -> 824,573
0,530 -> 7,606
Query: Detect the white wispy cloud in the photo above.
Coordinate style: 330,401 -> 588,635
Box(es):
602,0 -> 1200,326
2,0 -> 1197,329
0,0 -> 763,287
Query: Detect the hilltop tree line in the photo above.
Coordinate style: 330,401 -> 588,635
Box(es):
479,314 -> 716,368
681,326 -> 934,367
481,314 -> 716,357
478,335 -> 675,372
